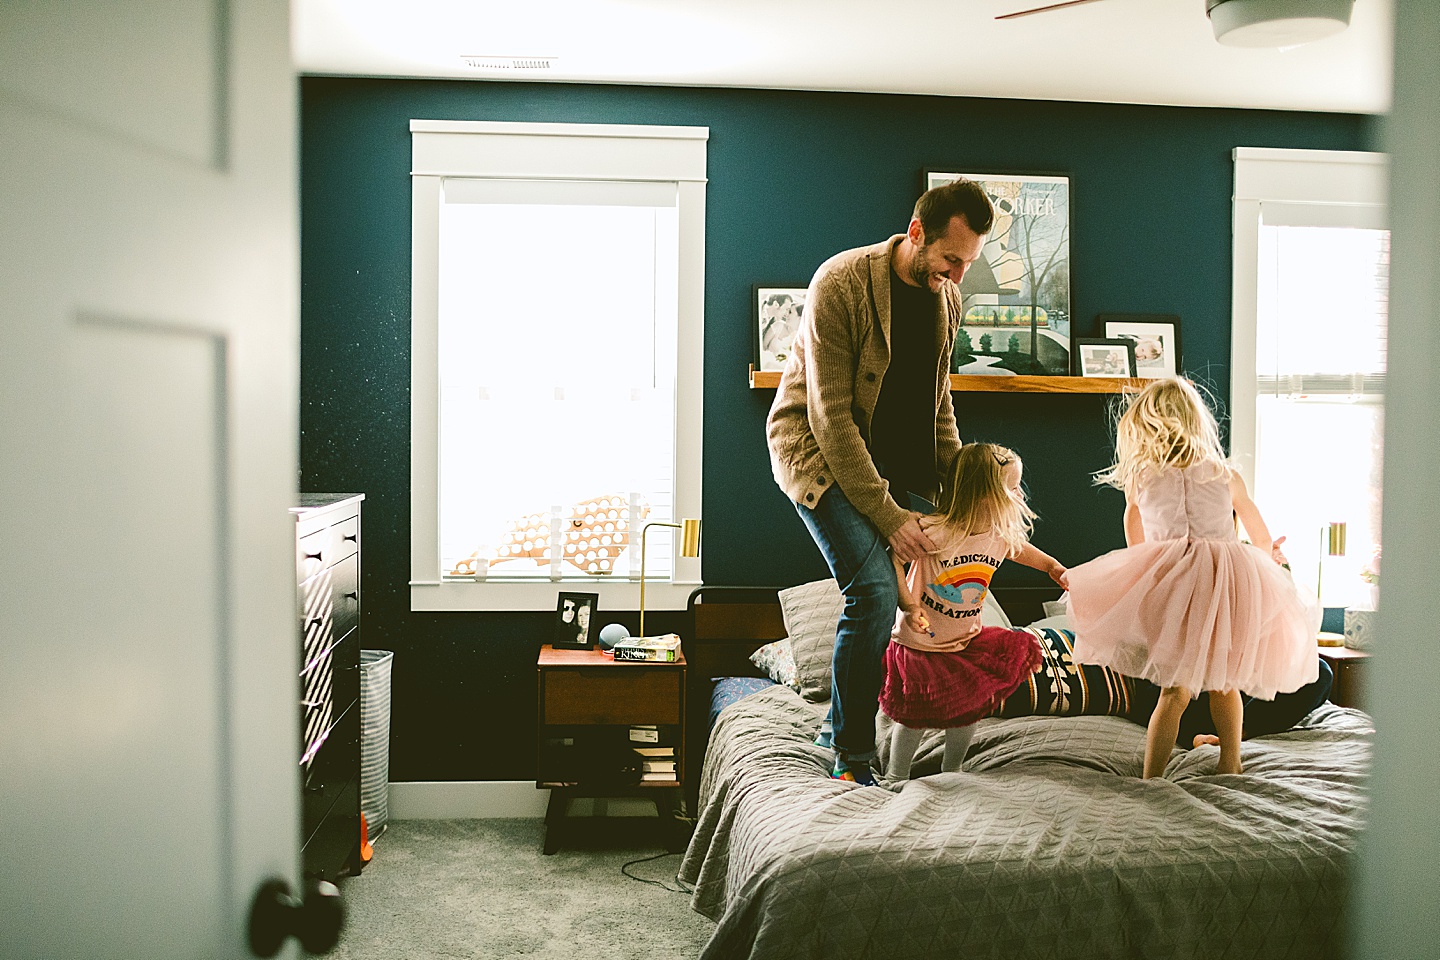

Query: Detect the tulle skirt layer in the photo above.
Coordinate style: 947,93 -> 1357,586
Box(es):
879,627 -> 1043,728
1068,538 -> 1320,700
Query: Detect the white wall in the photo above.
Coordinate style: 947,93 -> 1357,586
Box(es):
1356,1 -> 1440,954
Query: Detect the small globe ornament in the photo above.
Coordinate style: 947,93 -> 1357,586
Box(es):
598,623 -> 630,651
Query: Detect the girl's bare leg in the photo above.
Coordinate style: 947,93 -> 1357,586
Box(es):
1208,689 -> 1244,775
1145,686 -> 1190,779
886,722 -> 924,781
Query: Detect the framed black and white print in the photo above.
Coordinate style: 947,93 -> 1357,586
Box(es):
1075,338 -> 1137,378
552,591 -> 600,650
1099,314 -> 1181,378
924,170 -> 1071,376
754,286 -> 808,373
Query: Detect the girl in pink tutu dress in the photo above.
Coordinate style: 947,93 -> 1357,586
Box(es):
1068,377 -> 1320,779
881,443 -> 1068,782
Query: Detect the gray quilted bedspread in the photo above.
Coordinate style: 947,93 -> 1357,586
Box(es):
678,686 -> 1372,960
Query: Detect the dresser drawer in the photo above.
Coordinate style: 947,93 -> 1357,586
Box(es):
329,554 -> 359,642
329,514 -> 360,564
297,566 -> 335,672
543,668 -> 680,725
303,698 -> 359,791
297,528 -> 329,583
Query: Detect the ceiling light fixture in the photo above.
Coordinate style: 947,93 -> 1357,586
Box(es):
1206,0 -> 1354,47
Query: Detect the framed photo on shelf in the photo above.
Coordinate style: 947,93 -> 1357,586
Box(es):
552,592 -> 600,650
1099,314 -> 1181,378
924,169 -> 1071,376
754,286 -> 808,373
1075,338 -> 1137,378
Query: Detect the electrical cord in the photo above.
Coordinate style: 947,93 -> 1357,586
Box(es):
620,851 -> 695,894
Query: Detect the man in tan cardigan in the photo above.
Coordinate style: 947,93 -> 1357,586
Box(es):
766,179 -> 995,784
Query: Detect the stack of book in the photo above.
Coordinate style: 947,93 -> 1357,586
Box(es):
632,744 -> 677,783
612,633 -> 683,662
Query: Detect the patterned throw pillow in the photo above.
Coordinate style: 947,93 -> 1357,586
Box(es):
996,626 -> 1134,718
749,639 -> 799,689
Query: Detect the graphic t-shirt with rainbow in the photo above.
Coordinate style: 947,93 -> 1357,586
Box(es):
891,519 -> 1014,654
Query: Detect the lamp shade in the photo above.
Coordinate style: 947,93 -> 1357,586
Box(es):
1207,0 -> 1353,47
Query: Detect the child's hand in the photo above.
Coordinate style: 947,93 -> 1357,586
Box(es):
903,606 -> 931,635
1049,562 -> 1069,590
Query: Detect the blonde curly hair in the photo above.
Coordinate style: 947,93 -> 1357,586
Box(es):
937,442 -> 1036,555
1095,377 -> 1228,494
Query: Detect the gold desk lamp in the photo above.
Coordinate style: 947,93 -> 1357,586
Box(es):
1317,521 -> 1347,647
639,518 -> 700,638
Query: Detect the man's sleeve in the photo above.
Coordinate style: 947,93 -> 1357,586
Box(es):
803,266 -> 909,537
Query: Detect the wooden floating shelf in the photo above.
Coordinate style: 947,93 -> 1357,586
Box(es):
748,366 -> 1143,394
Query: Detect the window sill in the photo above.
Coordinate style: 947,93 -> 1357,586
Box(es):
410,578 -> 702,612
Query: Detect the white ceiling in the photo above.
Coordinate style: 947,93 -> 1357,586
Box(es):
293,0 -> 1393,115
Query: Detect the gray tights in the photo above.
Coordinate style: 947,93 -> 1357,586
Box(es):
886,723 -> 976,781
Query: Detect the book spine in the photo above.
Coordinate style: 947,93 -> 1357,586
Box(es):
614,647 -> 676,662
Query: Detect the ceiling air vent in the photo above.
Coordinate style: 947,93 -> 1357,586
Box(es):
462,55 -> 557,71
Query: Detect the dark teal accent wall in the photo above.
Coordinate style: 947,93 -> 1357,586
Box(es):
300,77 -> 1373,782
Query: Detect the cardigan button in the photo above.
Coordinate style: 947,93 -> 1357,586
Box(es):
865,372 -> 876,382
817,476 -> 826,485
805,493 -> 815,502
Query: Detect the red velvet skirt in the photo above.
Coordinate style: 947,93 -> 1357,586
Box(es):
879,627 -> 1043,728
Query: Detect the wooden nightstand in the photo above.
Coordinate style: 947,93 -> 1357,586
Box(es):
1318,642 -> 1370,710
536,644 -> 687,855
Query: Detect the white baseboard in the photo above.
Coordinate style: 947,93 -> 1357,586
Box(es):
386,781 -> 661,820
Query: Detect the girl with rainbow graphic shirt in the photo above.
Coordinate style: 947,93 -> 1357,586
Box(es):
880,443 -> 1069,782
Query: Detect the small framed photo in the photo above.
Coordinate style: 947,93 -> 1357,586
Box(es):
1075,339 -> 1137,378
1099,314 -> 1181,378
552,592 -> 600,650
754,286 -> 807,372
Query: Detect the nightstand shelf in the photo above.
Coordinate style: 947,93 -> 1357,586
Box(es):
1318,642 -> 1369,711
536,645 -> 688,855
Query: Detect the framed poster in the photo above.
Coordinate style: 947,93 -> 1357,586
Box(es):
1075,338 -> 1137,378
552,591 -> 599,650
1099,314 -> 1181,378
754,286 -> 807,372
925,170 -> 1071,376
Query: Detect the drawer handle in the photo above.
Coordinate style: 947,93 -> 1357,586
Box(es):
343,533 -> 357,542
343,592 -> 358,601
309,617 -> 324,627
304,550 -> 324,561
301,699 -> 325,707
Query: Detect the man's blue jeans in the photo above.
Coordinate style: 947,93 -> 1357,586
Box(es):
795,486 -> 899,763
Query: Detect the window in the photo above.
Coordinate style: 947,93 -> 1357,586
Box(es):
1231,147 -> 1388,610
410,121 -> 708,611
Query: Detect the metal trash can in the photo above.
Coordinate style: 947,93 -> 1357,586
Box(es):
359,649 -> 395,838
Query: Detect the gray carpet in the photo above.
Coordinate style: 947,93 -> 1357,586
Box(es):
327,820 -> 715,959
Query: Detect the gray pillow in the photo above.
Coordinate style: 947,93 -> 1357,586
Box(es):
778,579 -> 846,702
778,577 -> 1014,703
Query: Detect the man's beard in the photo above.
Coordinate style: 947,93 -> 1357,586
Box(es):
909,241 -> 934,288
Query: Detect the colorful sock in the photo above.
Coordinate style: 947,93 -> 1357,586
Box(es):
814,716 -> 834,750
831,754 -> 876,786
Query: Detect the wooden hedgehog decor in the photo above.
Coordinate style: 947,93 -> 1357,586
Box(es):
454,495 -> 651,577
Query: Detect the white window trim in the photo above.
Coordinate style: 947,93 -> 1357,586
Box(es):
409,120 -> 708,612
1229,146 -> 1388,487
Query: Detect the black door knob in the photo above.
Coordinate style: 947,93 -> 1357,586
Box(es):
248,877 -> 344,957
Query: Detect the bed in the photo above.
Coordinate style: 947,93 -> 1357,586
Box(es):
677,587 -> 1372,960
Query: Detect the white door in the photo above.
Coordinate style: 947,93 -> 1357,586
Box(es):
0,2 -> 304,958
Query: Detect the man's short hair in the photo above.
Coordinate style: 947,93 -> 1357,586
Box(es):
913,178 -> 995,241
